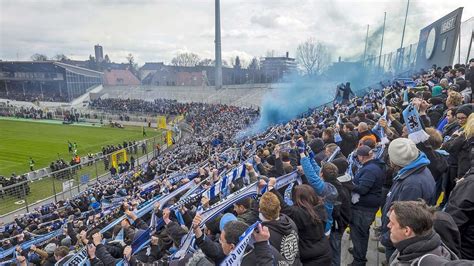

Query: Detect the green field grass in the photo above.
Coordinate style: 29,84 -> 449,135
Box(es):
0,119 -> 161,176
0,119 -> 164,215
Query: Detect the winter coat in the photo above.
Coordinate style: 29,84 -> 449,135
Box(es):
194,233 -> 285,266
416,142 -> 448,182
446,171 -> 474,260
442,121 -> 460,139
237,209 -> 259,226
443,134 -> 473,178
328,177 -> 352,233
352,158 -> 386,210
270,188 -> 331,265
262,214 -> 302,266
339,130 -> 358,157
381,153 -> 436,248
95,243 -> 121,265
300,156 -> 338,234
389,231 -> 458,265
427,103 -> 445,128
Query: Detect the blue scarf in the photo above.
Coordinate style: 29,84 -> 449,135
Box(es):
393,152 -> 430,181
402,103 -> 429,144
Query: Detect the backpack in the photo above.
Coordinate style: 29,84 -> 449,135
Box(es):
329,179 -> 352,232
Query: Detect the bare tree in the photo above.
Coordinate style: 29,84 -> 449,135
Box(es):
197,58 -> 214,66
248,57 -> 260,70
31,53 -> 48,61
171,52 -> 200,67
296,38 -> 332,76
126,53 -> 139,76
53,54 -> 69,61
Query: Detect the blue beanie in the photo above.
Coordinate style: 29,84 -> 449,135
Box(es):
219,213 -> 237,231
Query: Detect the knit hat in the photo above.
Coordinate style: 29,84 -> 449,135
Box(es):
44,243 -> 57,254
455,104 -> 473,117
60,237 -> 72,247
431,86 -> 443,97
219,213 -> 237,231
388,138 -> 419,167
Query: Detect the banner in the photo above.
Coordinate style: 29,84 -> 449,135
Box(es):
166,130 -> 173,146
157,116 -> 167,129
111,149 -> 128,169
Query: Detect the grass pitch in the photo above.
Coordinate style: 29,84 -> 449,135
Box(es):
0,119 -> 161,176
0,119 -> 163,215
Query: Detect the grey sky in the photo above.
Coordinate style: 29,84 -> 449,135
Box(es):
1,0 -> 473,66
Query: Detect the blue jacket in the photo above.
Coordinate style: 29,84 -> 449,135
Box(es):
301,156 -> 338,234
381,153 -> 435,247
352,159 -> 386,210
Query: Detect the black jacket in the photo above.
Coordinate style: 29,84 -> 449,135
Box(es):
390,231 -> 458,265
443,135 -> 473,178
446,171 -> 474,260
262,214 -> 302,266
95,243 -> 121,265
270,188 -> 331,265
417,142 -> 448,182
195,234 -> 285,265
338,130 -> 358,157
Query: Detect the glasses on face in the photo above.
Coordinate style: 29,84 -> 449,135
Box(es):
456,116 -> 467,120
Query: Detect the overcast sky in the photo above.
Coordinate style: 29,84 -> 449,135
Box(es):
1,0 -> 473,66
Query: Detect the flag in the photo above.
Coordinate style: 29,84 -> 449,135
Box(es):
402,103 -> 429,144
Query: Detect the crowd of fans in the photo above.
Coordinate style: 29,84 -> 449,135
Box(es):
0,106 -> 54,120
0,91 -> 68,103
0,60 -> 473,266
0,175 -> 30,199
90,98 -> 196,116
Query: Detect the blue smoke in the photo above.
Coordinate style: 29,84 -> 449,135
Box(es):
237,75 -> 336,139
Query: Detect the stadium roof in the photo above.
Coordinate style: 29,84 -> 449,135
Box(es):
0,61 -> 103,78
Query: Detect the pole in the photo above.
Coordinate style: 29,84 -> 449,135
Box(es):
399,0 -> 410,71
458,28 -> 461,64
22,183 -> 29,213
52,176 -> 58,203
466,31 -> 473,65
215,0 -> 223,89
363,24 -> 370,66
378,12 -> 387,69
94,159 -> 99,183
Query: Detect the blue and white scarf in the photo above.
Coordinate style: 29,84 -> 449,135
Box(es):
220,222 -> 260,266
402,103 -> 429,144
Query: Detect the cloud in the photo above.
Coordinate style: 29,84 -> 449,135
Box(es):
1,0 -> 473,66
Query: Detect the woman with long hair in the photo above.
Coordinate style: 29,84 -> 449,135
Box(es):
268,179 -> 332,265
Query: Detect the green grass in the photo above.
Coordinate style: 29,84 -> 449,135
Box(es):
0,119 -> 163,215
0,119 -> 161,176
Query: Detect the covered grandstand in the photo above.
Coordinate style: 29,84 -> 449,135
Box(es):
0,61 -> 103,102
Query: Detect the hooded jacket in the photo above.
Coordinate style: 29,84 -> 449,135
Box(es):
262,214 -> 302,266
270,188 -> 331,265
381,153 -> 436,248
389,231 -> 458,265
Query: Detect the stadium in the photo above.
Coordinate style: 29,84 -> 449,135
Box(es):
0,1 -> 473,266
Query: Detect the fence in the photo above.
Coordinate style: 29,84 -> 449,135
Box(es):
0,135 -> 164,217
